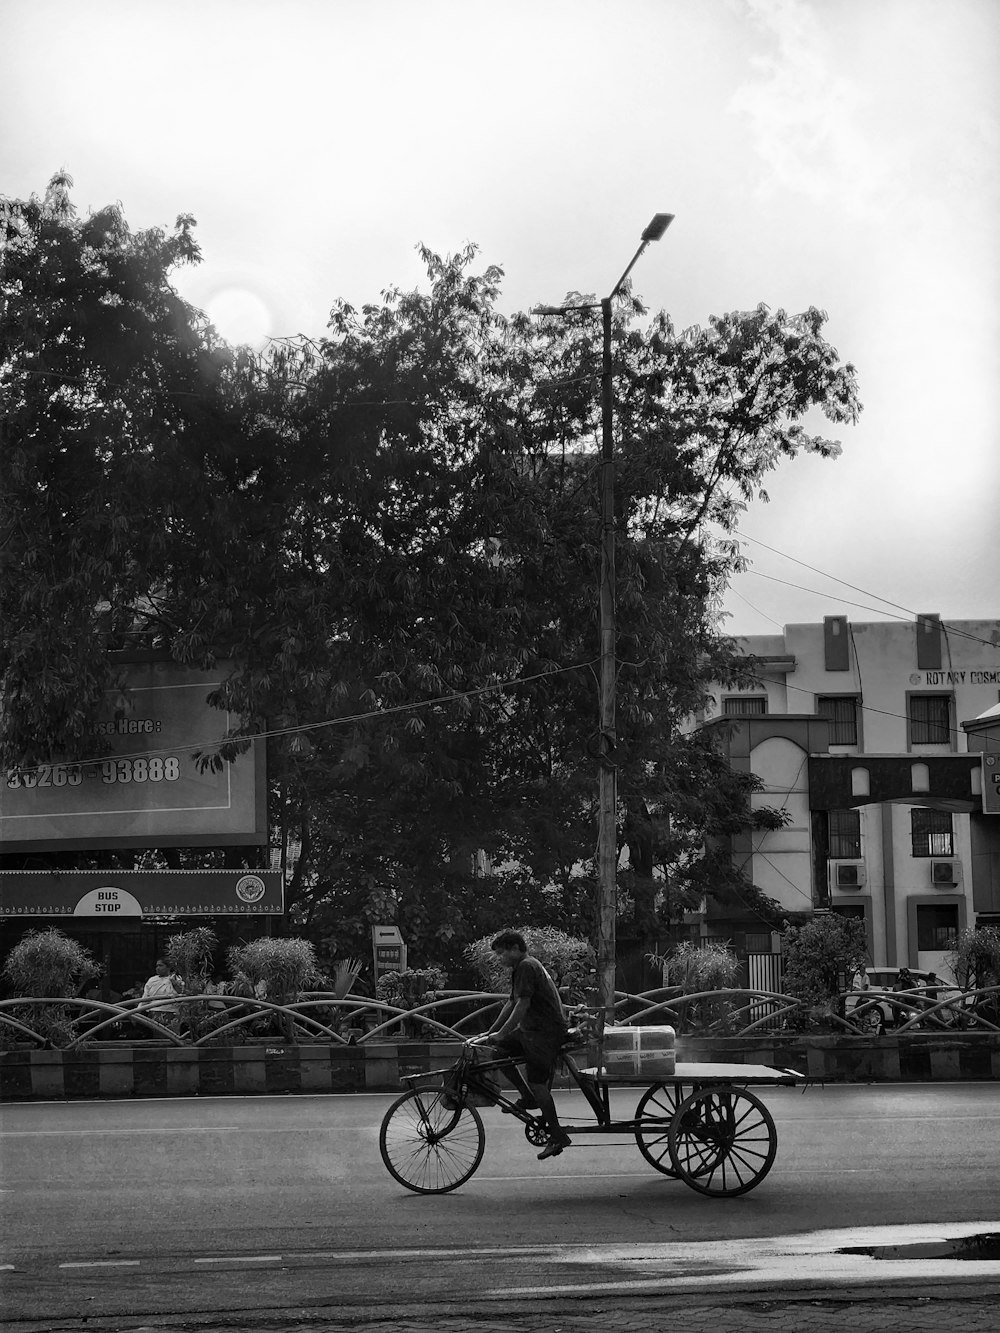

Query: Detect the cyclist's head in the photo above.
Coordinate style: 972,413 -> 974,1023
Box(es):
490,930 -> 527,956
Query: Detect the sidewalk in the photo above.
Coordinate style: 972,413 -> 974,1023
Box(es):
100,1286 -> 1000,1333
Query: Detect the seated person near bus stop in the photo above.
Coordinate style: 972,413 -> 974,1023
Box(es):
467,931 -> 572,1160
140,959 -> 182,1029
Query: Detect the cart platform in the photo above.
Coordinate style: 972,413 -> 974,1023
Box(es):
577,1061 -> 804,1086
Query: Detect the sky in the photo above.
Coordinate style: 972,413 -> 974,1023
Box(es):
2,0 -> 998,640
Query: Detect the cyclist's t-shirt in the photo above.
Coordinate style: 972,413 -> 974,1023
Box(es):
510,955 -> 566,1040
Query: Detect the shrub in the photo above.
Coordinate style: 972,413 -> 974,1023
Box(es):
0,929 -> 99,1049
164,927 -> 218,993
647,939 -> 741,992
644,939 -> 741,1034
329,956 -> 365,999
781,914 -> 868,1029
950,926 -> 1000,991
375,967 -> 448,1009
464,927 -> 595,1000
160,928 -> 221,1040
227,937 -> 322,1003
2,929 -> 99,998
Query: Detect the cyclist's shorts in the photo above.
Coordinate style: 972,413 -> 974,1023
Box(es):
493,1030 -> 564,1084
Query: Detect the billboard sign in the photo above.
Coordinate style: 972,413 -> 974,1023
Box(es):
0,870 -> 283,918
0,660 -> 266,851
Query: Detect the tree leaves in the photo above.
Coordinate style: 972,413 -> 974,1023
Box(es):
1,183 -> 861,969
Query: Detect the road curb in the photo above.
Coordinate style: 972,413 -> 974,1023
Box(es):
3,1035 -> 1000,1101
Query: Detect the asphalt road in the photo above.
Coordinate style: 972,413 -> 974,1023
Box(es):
2,1082 -> 999,1329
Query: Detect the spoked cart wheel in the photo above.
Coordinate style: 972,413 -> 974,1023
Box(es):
633,1083 -> 693,1177
668,1086 -> 777,1197
379,1088 -> 486,1194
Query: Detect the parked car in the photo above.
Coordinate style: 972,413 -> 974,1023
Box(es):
846,967 -> 957,1034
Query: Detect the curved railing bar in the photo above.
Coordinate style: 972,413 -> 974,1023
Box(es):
0,996 -> 185,1048
3,984 -> 999,1047
359,995 -> 505,1042
65,997 -> 189,1048
893,984 -> 1000,1034
0,1010 -> 45,1042
184,996 -> 346,1048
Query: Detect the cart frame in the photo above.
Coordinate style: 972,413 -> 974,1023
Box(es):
378,1040 -> 805,1198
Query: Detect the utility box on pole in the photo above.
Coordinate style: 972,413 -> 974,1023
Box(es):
371,925 -> 407,983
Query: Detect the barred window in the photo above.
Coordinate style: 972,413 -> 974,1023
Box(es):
828,809 -> 861,860
916,904 -> 959,950
909,695 -> 950,745
818,696 -> 859,745
722,696 -> 767,715
911,808 -> 953,857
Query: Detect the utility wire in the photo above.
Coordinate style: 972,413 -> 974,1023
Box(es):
728,587 -> 784,631
4,658 -> 598,777
744,570 -> 936,625
736,532 -> 998,651
753,672 -> 985,745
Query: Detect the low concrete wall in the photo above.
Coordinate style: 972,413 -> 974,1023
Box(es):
0,1042 -> 459,1101
674,1033 -> 1000,1083
2,1033 -> 999,1100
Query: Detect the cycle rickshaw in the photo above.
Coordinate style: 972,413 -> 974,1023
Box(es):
378,1013 -> 806,1199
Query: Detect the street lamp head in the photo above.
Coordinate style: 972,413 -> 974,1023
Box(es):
641,213 -> 675,243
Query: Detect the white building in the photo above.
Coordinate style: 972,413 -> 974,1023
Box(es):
701,615 -> 1000,981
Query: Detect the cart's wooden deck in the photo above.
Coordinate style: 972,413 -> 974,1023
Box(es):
576,1061 -> 804,1086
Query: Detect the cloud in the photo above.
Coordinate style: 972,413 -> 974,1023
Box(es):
731,0 -> 883,215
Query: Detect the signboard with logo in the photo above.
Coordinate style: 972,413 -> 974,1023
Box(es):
0,660 -> 266,851
0,870 -> 283,917
983,755 -> 1000,815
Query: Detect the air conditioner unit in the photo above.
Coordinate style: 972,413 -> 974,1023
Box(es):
931,860 -> 961,886
829,861 -> 866,890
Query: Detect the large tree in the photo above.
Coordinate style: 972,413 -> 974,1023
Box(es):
0,171 -> 239,767
1,177 -> 861,970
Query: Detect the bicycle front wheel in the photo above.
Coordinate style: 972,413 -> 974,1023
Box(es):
379,1088 -> 485,1194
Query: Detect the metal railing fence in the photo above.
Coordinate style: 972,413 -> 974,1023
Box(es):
1,983 -> 998,1050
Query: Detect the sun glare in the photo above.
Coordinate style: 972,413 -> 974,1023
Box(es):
204,287 -> 273,348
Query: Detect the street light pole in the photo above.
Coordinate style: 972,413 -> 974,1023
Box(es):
536,213 -> 674,1023
597,292 -> 617,1024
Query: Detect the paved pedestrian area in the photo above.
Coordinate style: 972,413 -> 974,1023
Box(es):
315,1301 -> 995,1333
112,1290 -> 997,1333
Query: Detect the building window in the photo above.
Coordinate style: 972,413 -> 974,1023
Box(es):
722,696 -> 767,715
909,694 -> 950,745
818,696 -> 859,745
911,808 -> 954,857
832,904 -> 866,923
916,904 -> 959,951
828,808 -> 861,860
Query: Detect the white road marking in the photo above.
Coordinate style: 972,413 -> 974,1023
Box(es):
477,1171 -> 654,1181
282,1246 -> 555,1261
59,1260 -> 141,1270
194,1255 -> 283,1265
3,1130 -> 245,1141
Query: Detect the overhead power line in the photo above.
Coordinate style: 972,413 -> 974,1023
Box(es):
736,532 -> 997,651
5,658 -> 598,777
